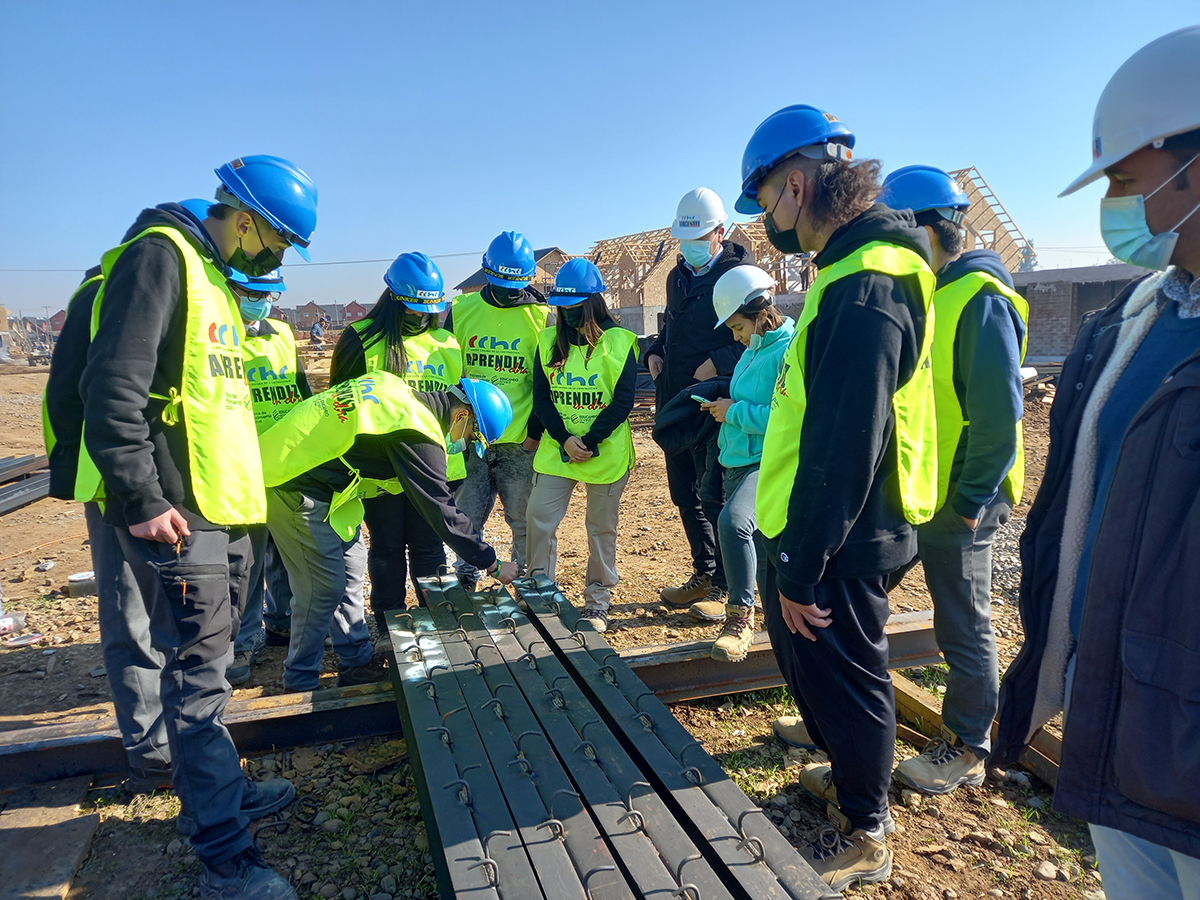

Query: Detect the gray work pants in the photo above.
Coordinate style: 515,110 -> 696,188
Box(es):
454,442 -> 534,579
524,470 -> 630,611
266,488 -> 373,692
917,495 -> 1012,758
116,523 -> 254,866
87,502 -> 170,777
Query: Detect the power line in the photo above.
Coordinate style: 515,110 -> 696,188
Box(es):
0,250 -> 484,274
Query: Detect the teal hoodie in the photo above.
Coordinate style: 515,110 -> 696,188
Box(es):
717,316 -> 795,468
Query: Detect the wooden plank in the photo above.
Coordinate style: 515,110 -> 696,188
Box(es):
0,775 -> 98,898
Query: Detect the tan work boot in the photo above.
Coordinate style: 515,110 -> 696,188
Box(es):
660,572 -> 712,608
894,725 -> 986,795
800,764 -> 895,834
689,584 -> 731,621
800,804 -> 891,893
710,605 -> 754,661
772,715 -> 818,750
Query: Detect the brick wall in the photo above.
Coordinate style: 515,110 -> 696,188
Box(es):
1020,280 -> 1075,359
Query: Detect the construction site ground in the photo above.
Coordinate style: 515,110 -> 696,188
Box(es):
0,362 -> 1100,900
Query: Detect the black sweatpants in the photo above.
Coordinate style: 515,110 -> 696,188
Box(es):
362,490 -> 446,630
758,533 -> 895,833
664,442 -> 725,588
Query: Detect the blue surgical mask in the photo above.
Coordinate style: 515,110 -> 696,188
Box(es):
1100,154 -> 1200,271
239,297 -> 272,321
748,332 -> 764,351
446,437 -> 467,456
680,239 -> 716,269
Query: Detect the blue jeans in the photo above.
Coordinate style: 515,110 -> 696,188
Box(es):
454,442 -> 534,579
267,489 -> 373,691
234,525 -> 268,654
262,533 -> 293,633
716,464 -> 761,610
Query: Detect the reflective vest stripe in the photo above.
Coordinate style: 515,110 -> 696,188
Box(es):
930,270 -> 1029,507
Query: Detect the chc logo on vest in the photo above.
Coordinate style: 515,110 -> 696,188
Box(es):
247,364 -> 292,382
553,370 -> 598,387
406,359 -> 445,378
330,378 -> 381,423
206,321 -> 245,381
465,335 -> 529,374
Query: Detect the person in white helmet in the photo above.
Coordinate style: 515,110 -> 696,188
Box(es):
698,265 -> 794,661
646,188 -> 751,614
995,26 -> 1200,898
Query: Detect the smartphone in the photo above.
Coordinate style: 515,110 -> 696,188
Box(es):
691,394 -> 709,403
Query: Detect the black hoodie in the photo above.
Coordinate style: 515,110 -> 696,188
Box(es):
80,203 -> 241,529
771,204 -> 933,601
646,241 -> 751,405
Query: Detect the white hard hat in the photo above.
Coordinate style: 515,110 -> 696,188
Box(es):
712,265 -> 776,327
671,187 -> 727,239
1061,25 -> 1200,197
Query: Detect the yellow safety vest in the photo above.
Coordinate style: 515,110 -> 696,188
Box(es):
244,320 -> 303,435
42,274 -> 103,466
76,226 -> 265,525
451,292 -> 548,444
757,241 -> 938,539
533,326 -> 638,484
258,372 -> 447,540
348,319 -> 466,480
930,270 -> 1029,508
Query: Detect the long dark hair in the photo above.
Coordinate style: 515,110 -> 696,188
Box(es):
548,293 -> 618,369
357,289 -> 408,376
737,292 -> 785,334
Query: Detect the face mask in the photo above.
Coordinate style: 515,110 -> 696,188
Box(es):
748,332 -> 764,350
239,297 -> 272,321
229,215 -> 286,276
680,239 -> 716,269
446,437 -> 467,456
1100,154 -> 1200,271
562,306 -> 585,328
764,183 -> 804,254
488,284 -> 524,306
401,312 -> 432,336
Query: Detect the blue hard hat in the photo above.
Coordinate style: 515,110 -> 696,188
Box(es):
235,269 -> 287,294
735,104 -> 856,214
548,258 -> 606,306
385,252 -> 446,313
877,165 -> 970,223
456,378 -> 513,446
179,198 -> 213,220
482,231 -> 536,289
215,155 -> 318,261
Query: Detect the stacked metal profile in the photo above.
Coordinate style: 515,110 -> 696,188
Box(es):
388,573 -> 837,900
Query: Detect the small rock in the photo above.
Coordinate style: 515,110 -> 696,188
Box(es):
313,811 -> 330,825
414,832 -> 429,852
900,789 -> 922,807
1025,796 -> 1046,810
988,767 -> 1008,782
1082,853 -> 1097,868
301,872 -> 318,885
1022,890 -> 1034,900
380,874 -> 397,893
342,889 -> 358,900
42,648 -> 56,656
329,841 -> 342,850
926,805 -> 942,819
769,794 -> 789,809
319,886 -> 338,900
89,665 -> 107,678
1083,891 -> 1106,900
992,797 -> 1009,808
369,894 -> 393,900
988,891 -> 1005,898
1010,771 -> 1031,787
950,829 -> 969,841
788,809 -> 802,822
944,890 -> 958,899
1034,860 -> 1058,881
166,839 -> 182,855
35,560 -> 55,572
1026,830 -> 1049,845
994,828 -> 1013,842
889,876 -> 905,889
321,818 -> 343,832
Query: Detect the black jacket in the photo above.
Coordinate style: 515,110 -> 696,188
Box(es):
935,250 -> 1027,520
80,203 -> 238,529
646,241 -> 750,404
444,283 -> 545,441
995,272 -> 1200,857
773,204 -> 933,601
45,266 -> 102,500
652,378 -> 729,505
531,320 -> 638,453
283,391 -> 497,571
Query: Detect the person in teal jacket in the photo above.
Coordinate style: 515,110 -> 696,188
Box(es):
695,265 -> 795,662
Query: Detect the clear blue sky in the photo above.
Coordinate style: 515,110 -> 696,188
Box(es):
2,0 -> 1196,316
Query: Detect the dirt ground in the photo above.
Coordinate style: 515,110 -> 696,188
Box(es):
0,362 -> 1095,899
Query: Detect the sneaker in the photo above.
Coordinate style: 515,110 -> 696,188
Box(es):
772,715 -> 818,750
336,654 -> 389,687
799,764 -> 894,834
241,777 -> 296,819
579,608 -> 609,634
459,572 -> 478,594
264,627 -> 290,647
227,648 -> 258,686
711,605 -> 754,662
660,572 -> 712,608
893,725 -> 986,795
799,805 -> 891,893
200,845 -> 298,900
374,635 -> 393,658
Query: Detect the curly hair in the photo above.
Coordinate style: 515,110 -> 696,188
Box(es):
806,158 -> 883,230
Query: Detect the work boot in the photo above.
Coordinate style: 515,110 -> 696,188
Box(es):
200,845 -> 298,900
660,572 -> 712,608
458,572 -> 478,594
689,584 -> 730,621
227,648 -> 257,686
894,725 -> 986,794
799,765 -> 895,834
772,715 -> 818,750
579,608 -> 609,634
336,654 -> 389,687
264,627 -> 290,647
710,605 -> 754,662
800,805 -> 891,893
240,777 -> 296,820
124,766 -> 174,795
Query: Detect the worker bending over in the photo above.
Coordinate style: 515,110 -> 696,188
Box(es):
331,253 -> 463,626
259,373 -> 517,692
526,259 -> 638,633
